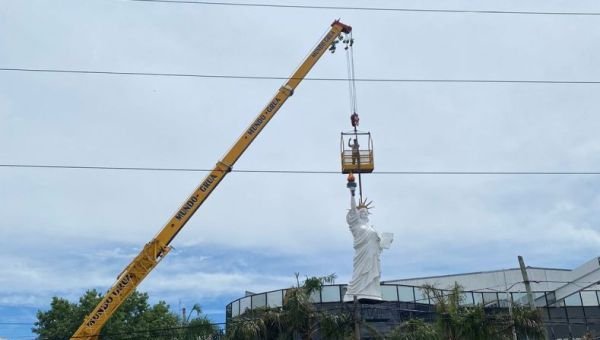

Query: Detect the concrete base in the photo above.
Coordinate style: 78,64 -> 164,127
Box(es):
343,293 -> 382,303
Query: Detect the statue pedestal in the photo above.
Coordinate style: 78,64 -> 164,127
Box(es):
343,293 -> 382,303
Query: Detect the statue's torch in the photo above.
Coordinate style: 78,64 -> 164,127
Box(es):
346,172 -> 357,196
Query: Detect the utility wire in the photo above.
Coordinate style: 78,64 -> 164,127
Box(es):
2,164 -> 600,175
121,0 -> 600,16
2,67 -> 600,84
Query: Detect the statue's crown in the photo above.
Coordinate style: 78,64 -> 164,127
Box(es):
357,197 -> 374,210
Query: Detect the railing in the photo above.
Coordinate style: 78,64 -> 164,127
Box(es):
341,150 -> 374,173
226,283 -> 600,319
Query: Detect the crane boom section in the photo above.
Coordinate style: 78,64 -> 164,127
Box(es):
72,20 -> 351,340
156,20 -> 350,247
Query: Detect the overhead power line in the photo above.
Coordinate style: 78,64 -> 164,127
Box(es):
2,164 -> 600,175
122,0 -> 600,16
2,67 -> 600,84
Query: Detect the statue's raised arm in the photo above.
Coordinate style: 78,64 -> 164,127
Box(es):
346,173 -> 359,227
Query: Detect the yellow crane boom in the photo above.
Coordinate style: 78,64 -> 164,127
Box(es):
72,20 -> 352,340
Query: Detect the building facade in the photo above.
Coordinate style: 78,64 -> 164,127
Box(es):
227,257 -> 600,339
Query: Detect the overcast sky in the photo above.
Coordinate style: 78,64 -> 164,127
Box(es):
2,0 -> 600,339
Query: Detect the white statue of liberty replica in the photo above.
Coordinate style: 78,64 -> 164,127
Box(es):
343,174 -> 394,302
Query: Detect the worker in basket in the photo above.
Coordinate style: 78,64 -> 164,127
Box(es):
349,138 -> 360,165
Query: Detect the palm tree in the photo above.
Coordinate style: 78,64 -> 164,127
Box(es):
178,303 -> 220,340
509,305 -> 545,340
388,318 -> 438,340
318,312 -> 353,339
226,313 -> 267,340
420,283 -> 545,340
226,273 -> 353,340
423,282 -> 486,339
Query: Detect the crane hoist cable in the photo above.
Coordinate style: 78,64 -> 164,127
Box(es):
345,33 -> 355,118
345,32 -> 359,118
344,32 -> 365,202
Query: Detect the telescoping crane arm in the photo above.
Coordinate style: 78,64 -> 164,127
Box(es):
71,20 -> 352,340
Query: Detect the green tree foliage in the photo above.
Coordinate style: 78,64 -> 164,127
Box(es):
227,279 -> 546,340
181,304 -> 220,340
179,317 -> 220,340
511,305 -> 546,340
318,312 -> 353,340
33,290 -> 216,340
416,283 -> 545,340
388,318 -> 438,340
34,296 -> 80,340
226,273 -> 353,340
426,283 -> 509,340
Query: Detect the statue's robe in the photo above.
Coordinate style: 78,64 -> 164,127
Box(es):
344,210 -> 383,302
